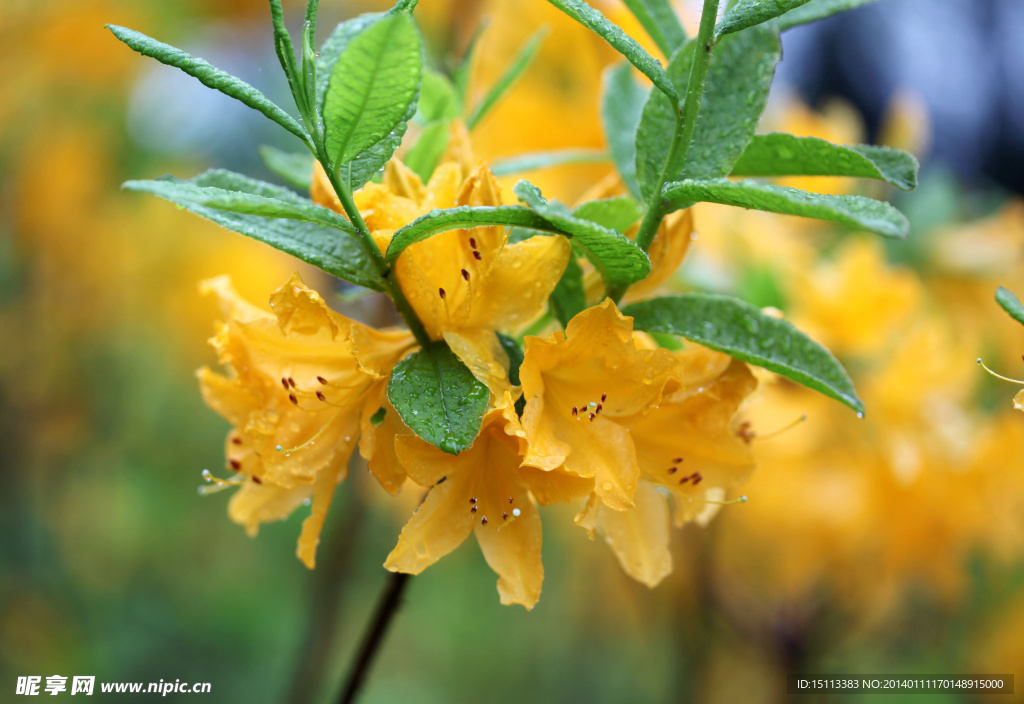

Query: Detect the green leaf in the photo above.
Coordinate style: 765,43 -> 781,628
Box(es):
106,25 -> 309,145
545,0 -> 678,102
662,178 -> 909,238
124,170 -> 383,290
418,69 -> 461,123
123,171 -> 356,233
681,24 -> 781,180
404,119 -> 451,183
622,0 -> 687,56
549,255 -> 587,327
602,62 -> 649,200
259,145 -> 314,190
387,341 -> 490,454
573,196 -> 643,232
323,13 -> 422,168
496,333 -> 525,386
514,180 -> 650,289
337,99 -> 416,192
385,206 -> 568,264
489,149 -> 609,177
716,0 -> 812,37
775,0 -> 880,30
315,13 -> 381,116
635,42 -> 693,202
467,28 -> 546,130
622,294 -> 863,413
730,133 -> 919,190
996,287 -> 1024,327
268,0 -> 305,116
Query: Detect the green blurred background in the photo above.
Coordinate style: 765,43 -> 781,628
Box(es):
3,1 -> 1024,702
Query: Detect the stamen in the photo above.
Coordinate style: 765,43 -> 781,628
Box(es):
436,476 -> 447,485
461,269 -> 470,281
978,357 -> 1024,385
288,377 -> 297,388
470,496 -> 477,504
588,412 -> 596,421
601,393 -> 607,402
472,251 -> 482,260
439,287 -> 446,300
481,516 -> 488,525
228,458 -> 242,471
668,467 -> 677,474
275,415 -> 335,453
508,497 -> 514,504
471,505 -> 478,513
698,495 -> 748,506
317,376 -> 328,385
252,476 -> 263,484
679,474 -> 691,485
503,512 -> 509,520
572,406 -> 578,415
281,378 -> 290,391
692,472 -> 703,485
316,391 -> 327,402
289,393 -> 299,405
231,436 -> 243,445
595,403 -> 602,413
198,468 -> 246,495
469,237 -> 477,249
754,414 -> 809,442
673,457 -> 683,463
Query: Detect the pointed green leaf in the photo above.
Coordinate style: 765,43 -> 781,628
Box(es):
467,28 -> 546,130
622,0 -> 687,56
489,149 -> 609,177
124,170 -> 382,290
388,341 -> 490,455
315,13 -> 382,115
681,24 -> 781,180
776,0 -> 880,30
573,197 -> 643,232
268,0 -> 305,116
622,294 -> 863,413
549,255 -> 587,327
418,69 -> 461,123
545,0 -> 678,102
662,178 -> 909,238
338,99 -> 416,192
996,287 -> 1024,327
404,120 -> 451,183
716,0 -> 812,37
602,62 -> 649,200
123,171 -> 356,233
514,180 -> 650,289
730,133 -> 919,190
635,42 -> 693,201
385,206 -> 568,264
106,25 -> 309,145
323,13 -> 422,168
259,145 -> 314,190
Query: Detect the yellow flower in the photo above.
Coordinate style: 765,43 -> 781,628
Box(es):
575,349 -> 757,586
384,394 -> 579,609
518,299 -> 679,510
313,130 -> 571,394
197,274 -> 413,568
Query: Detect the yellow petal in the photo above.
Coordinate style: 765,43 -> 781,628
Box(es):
627,209 -> 693,297
443,328 -> 512,398
593,481 -> 673,587
359,387 -> 411,495
1015,389 -> 1024,412
518,465 -> 594,505
228,479 -> 313,537
296,453 -> 352,568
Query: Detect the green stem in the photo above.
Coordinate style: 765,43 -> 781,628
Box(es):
320,162 -> 432,348
612,0 -> 721,303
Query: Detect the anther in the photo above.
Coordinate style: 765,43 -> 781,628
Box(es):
288,377 -> 297,388
229,458 -> 242,470
692,473 -> 703,485
461,269 -> 470,281
503,512 -> 509,520
471,505 -> 478,513
596,403 -> 603,413
572,406 -> 578,415
281,378 -> 290,391
673,457 -> 683,463
439,287 -> 446,299
289,393 -> 298,405
473,251 -> 482,260
316,391 -> 327,402
601,393 -> 607,402
470,497 -> 477,504
589,412 -> 595,421
231,436 -> 243,445
469,237 -> 477,249
481,516 -> 488,525
317,376 -> 328,385
508,497 -> 514,504
436,476 -> 447,485
252,476 -> 263,485
679,474 -> 691,485
668,467 -> 677,474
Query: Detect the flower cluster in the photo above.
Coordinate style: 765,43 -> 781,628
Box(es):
200,138 -> 757,607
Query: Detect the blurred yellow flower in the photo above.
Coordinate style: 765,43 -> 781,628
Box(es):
197,274 -> 413,568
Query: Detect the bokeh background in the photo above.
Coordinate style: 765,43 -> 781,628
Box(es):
2,0 -> 1023,702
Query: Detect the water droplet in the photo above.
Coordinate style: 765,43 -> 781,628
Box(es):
601,482 -> 613,492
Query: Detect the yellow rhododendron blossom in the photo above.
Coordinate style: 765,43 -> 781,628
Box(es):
313,128 -> 571,394
519,299 -> 679,510
197,274 -> 413,568
385,394 -> 569,609
575,351 -> 757,586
